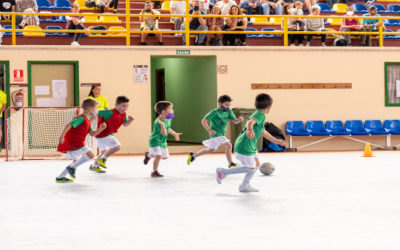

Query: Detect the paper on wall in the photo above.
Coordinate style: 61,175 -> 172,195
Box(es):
52,80 -> 67,98
36,98 -> 52,107
396,80 -> 400,97
133,65 -> 149,83
35,85 -> 50,95
51,98 -> 66,107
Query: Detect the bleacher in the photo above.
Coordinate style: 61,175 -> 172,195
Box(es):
1,0 -> 400,46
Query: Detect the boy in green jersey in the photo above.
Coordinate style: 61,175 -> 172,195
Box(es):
187,95 -> 244,167
216,93 -> 286,192
144,101 -> 182,178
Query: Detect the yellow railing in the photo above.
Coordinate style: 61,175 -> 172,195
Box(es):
0,0 -> 399,47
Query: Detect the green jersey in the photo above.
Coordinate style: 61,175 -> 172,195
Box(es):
234,110 -> 266,156
204,108 -> 236,138
70,115 -> 92,131
149,118 -> 172,148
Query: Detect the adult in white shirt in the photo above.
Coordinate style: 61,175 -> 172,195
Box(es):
215,0 -> 235,15
170,0 -> 186,33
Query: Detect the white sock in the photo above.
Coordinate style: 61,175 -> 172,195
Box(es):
241,168 -> 257,187
221,166 -> 248,175
71,155 -> 91,168
58,168 -> 69,178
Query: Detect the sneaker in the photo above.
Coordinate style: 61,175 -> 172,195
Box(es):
216,168 -> 225,184
158,42 -> 164,46
239,184 -> 259,192
151,170 -> 164,178
187,152 -> 195,165
71,41 -> 80,46
144,152 -> 151,165
66,166 -> 76,179
140,42 -> 147,46
96,158 -> 107,169
229,162 -> 239,168
89,165 -> 106,173
56,177 -> 73,183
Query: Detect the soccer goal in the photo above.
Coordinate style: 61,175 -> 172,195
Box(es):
5,107 -> 97,161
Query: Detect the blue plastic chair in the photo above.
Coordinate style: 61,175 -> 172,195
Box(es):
246,28 -> 262,38
306,121 -> 330,136
286,121 -> 310,136
352,4 -> 368,13
365,120 -> 389,135
384,120 -> 400,134
384,19 -> 400,26
388,4 -> 400,13
318,3 -> 334,13
326,120 -> 350,135
345,120 -> 370,135
383,29 -> 397,39
36,0 -> 53,9
2,25 -> 23,36
261,28 -> 278,38
374,4 -> 387,13
45,26 -> 66,36
54,0 -> 72,9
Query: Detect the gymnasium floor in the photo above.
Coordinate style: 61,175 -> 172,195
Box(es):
1,151 -> 400,250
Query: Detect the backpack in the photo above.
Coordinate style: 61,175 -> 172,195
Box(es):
262,122 -> 286,152
90,25 -> 107,35
85,0 -> 97,7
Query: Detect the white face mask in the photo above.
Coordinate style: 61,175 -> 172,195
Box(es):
91,110 -> 98,116
347,11 -> 353,15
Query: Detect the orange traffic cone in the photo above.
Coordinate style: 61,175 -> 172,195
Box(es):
362,143 -> 373,157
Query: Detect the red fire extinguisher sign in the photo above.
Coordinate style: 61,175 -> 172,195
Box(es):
14,70 -> 24,82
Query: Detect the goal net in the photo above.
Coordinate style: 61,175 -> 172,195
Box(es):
6,107 -> 97,161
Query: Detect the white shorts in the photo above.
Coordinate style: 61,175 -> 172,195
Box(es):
202,136 -> 230,150
235,152 -> 259,168
149,147 -> 169,159
65,146 -> 90,160
96,135 -> 121,152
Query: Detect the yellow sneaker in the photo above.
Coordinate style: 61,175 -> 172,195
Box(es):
89,165 -> 106,173
96,158 -> 107,169
187,152 -> 195,165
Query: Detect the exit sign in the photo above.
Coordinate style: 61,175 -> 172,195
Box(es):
176,50 -> 190,55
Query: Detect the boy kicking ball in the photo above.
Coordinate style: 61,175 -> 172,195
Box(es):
187,95 -> 244,168
144,101 -> 182,177
216,93 -> 286,192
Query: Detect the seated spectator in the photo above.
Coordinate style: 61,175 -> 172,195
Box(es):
305,5 -> 326,46
0,0 -> 16,21
326,0 -> 338,8
66,2 -> 85,46
362,5 -> 385,46
96,0 -> 118,13
0,24 -> 2,45
282,4 -> 304,46
240,0 -> 262,17
16,0 -> 39,28
223,5 -> 247,46
216,0 -> 236,15
170,0 -> 186,35
340,6 -> 366,46
181,0 -> 208,45
262,0 -> 283,16
291,1 -> 305,30
207,5 -> 223,45
139,1 -> 163,45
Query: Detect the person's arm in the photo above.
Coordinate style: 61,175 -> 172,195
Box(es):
139,10 -> 145,22
262,129 -> 286,146
89,123 -> 107,137
33,0 -> 38,12
123,115 -> 134,127
0,102 -> 7,114
59,124 -> 72,144
157,118 -> 168,136
236,17 -> 247,29
246,119 -> 256,139
169,128 -> 182,141
198,13 -> 207,26
232,116 -> 244,125
201,118 -> 216,135
66,15 -> 73,21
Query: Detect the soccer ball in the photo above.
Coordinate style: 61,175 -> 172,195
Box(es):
259,162 -> 275,176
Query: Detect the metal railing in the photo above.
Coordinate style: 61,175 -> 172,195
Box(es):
0,0 -> 399,46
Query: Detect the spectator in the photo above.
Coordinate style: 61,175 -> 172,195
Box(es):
181,0 -> 208,45
0,0 -> 16,21
291,1 -> 305,30
139,1 -> 163,45
88,85 -> 109,110
262,0 -> 283,16
16,0 -> 39,28
207,5 -> 223,45
303,0 -> 317,13
216,0 -> 236,15
66,2 -> 85,46
0,24 -> 2,45
326,0 -> 338,9
240,0 -> 262,17
282,4 -> 304,46
305,5 -> 326,46
340,6 -> 366,46
223,5 -> 247,45
0,88 -> 6,150
170,0 -> 186,35
362,5 -> 385,46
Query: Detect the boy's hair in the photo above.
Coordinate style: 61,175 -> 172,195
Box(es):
116,96 -> 130,105
255,93 -> 273,109
82,98 -> 98,110
154,101 -> 172,114
218,95 -> 232,104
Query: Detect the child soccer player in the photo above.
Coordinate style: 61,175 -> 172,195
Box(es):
89,96 -> 134,173
143,101 -> 182,177
56,98 -> 106,183
216,93 -> 286,192
187,95 -> 244,167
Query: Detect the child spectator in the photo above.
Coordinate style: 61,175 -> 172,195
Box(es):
207,5 -> 223,45
139,1 -> 163,45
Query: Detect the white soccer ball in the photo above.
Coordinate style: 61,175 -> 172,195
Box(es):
259,162 -> 275,176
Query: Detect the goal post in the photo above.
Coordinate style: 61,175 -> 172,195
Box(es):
6,107 -> 97,161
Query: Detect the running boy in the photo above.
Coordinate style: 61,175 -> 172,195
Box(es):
216,93 -> 286,192
187,95 -> 244,167
144,101 -> 182,177
90,96 -> 134,173
56,98 -> 106,183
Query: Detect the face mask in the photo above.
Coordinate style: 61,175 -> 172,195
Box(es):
220,106 -> 229,112
347,11 -> 353,15
92,110 -> 98,116
145,8 -> 151,12
166,113 -> 175,120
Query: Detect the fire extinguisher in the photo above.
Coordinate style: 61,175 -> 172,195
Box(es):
12,89 -> 24,108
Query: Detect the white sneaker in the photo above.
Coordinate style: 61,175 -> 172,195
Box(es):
71,41 -> 80,46
216,168 -> 225,184
239,184 -> 259,192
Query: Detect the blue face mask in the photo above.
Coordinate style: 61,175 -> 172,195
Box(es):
220,106 -> 229,112
166,113 -> 175,120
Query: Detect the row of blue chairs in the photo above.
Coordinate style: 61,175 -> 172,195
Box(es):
286,120 -> 400,136
37,0 -> 71,10
1,25 -> 89,37
318,3 -> 400,14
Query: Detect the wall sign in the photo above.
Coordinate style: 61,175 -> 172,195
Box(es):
13,70 -> 24,82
